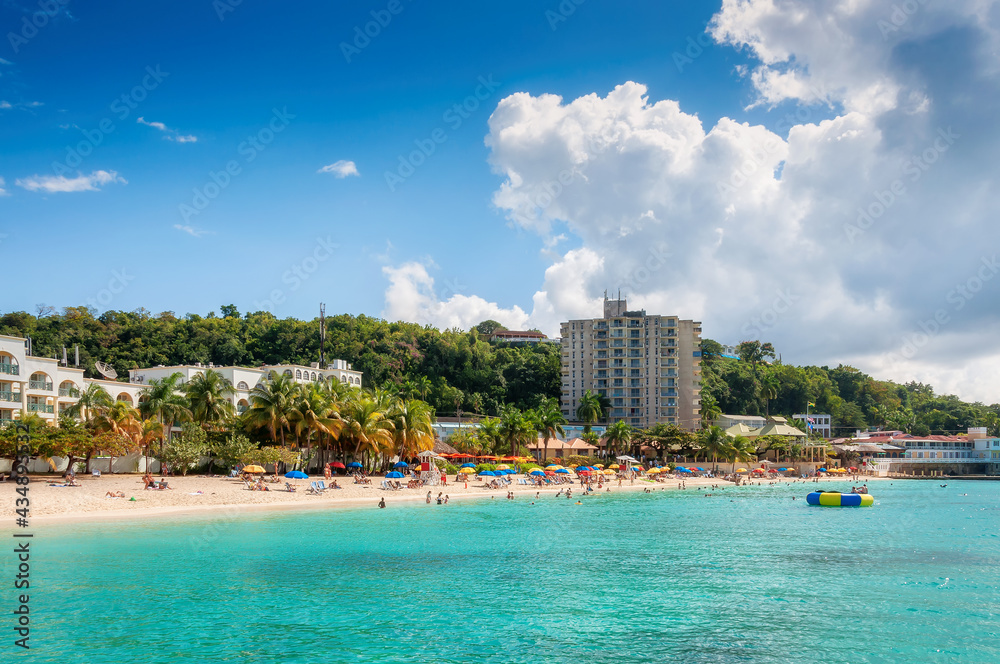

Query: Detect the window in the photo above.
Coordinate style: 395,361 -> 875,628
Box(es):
311,372 -> 317,380
283,370 -> 292,377
295,369 -> 302,379
341,376 -> 347,383
237,381 -> 249,390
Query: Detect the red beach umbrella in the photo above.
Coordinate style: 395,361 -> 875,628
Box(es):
330,462 -> 346,469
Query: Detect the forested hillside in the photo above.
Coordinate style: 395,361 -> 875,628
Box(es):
2,306 -> 995,436
699,340 -> 999,436
0,307 -> 559,417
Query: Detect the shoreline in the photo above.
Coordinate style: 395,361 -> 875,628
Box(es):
2,473 -> 889,526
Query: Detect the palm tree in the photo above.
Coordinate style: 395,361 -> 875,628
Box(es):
288,381 -> 343,469
724,435 -> 758,473
699,393 -> 722,428
697,425 -> 729,470
66,383 -> 113,428
389,398 -> 435,460
576,390 -> 602,434
534,398 -> 567,462
413,375 -> 432,401
246,371 -> 297,447
339,397 -> 394,468
604,420 -> 632,457
138,372 -> 191,445
94,401 -> 141,474
498,406 -> 534,457
186,369 -> 235,430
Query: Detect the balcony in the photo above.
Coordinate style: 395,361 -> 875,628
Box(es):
0,391 -> 21,403
59,388 -> 78,397
29,381 -> 53,391
27,403 -> 54,414
0,364 -> 19,376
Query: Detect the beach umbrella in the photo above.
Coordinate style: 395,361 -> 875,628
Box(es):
544,470 -> 555,476
818,468 -> 828,472
736,468 -> 748,473
285,470 -> 308,479
646,468 -> 660,474
529,470 -> 545,476
545,464 -> 560,469
347,461 -> 363,469
695,467 -> 706,471
578,470 -> 592,476
555,468 -> 570,474
386,471 -> 404,479
767,469 -> 778,473
609,464 -> 620,469
459,467 -> 476,474
478,470 -> 496,477
243,465 -> 265,474
460,463 -> 476,468
778,467 -> 788,471
496,464 -> 511,470
394,461 -> 408,468
330,462 -> 346,469
849,466 -> 858,471
593,464 -> 605,469
677,467 -> 691,473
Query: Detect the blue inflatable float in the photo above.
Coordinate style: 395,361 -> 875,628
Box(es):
806,491 -> 874,507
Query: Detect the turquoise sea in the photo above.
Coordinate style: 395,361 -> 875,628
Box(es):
10,480 -> 1000,663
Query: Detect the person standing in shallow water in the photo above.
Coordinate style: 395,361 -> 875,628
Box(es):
426,491 -> 431,504
378,498 -> 386,509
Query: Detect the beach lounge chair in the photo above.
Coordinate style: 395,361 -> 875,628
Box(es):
380,480 -> 392,490
92,469 -> 101,478
307,481 -> 324,494
285,482 -> 297,492
316,481 -> 328,491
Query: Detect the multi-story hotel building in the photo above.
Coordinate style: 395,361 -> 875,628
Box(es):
559,297 -> 702,430
0,333 -> 361,425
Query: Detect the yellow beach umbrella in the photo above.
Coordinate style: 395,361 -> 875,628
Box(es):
459,467 -> 476,474
593,464 -> 605,469
647,468 -> 660,474
496,464 -> 511,470
609,464 -> 620,469
736,468 -> 748,473
243,465 -> 265,474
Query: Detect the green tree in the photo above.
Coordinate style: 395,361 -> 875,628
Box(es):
159,423 -> 208,475
604,420 -> 632,457
245,371 -> 297,446
534,398 -> 567,461
576,390 -> 602,433
185,369 -> 235,429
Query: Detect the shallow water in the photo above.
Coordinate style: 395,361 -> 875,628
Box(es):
15,480 -> 1000,663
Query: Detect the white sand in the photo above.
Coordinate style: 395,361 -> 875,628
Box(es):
0,472 -> 883,524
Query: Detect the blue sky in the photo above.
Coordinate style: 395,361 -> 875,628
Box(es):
1,0 -> 754,319
4,0 -> 1000,401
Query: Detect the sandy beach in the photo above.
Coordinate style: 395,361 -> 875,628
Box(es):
0,472 -> 883,524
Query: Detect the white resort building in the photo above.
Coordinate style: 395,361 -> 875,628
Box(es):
0,333 -> 362,425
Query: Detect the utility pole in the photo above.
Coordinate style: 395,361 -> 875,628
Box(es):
319,303 -> 326,368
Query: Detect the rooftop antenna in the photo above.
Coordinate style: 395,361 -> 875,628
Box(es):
319,302 -> 326,368
62,347 -> 68,366
95,361 -> 118,380
75,345 -> 80,367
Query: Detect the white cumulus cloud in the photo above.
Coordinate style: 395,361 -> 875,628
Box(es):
381,0 -> 1000,403
16,170 -> 126,193
318,160 -> 360,178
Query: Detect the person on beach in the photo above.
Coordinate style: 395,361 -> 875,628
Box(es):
324,465 -> 332,480
426,491 -> 432,504
444,495 -> 449,504
378,498 -> 386,508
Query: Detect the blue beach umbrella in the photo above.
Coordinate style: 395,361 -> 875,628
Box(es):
478,470 -> 496,477
461,463 -> 477,468
778,467 -> 788,471
555,468 -> 570,474
529,470 -> 545,476
695,467 -> 705,471
394,461 -> 408,468
818,468 -> 828,472
347,461 -> 363,468
677,467 -> 692,473
386,471 -> 404,479
284,471 -> 308,479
